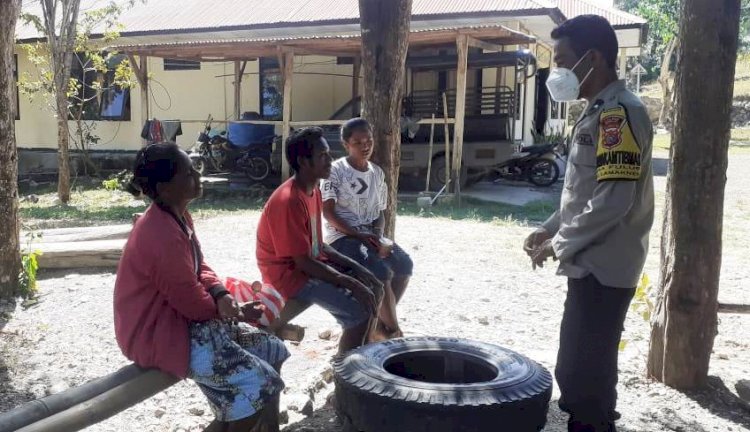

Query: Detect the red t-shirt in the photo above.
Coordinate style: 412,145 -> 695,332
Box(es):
257,178 -> 325,298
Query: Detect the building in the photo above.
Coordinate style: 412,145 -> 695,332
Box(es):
13,0 -> 646,180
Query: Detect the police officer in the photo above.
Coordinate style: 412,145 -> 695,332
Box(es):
524,15 -> 654,432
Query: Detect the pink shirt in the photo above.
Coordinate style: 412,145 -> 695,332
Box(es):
114,204 -> 220,378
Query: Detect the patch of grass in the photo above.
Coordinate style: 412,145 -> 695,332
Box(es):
651,130 -> 750,154
19,187 -> 269,228
397,197 -> 557,225
734,58 -> 750,98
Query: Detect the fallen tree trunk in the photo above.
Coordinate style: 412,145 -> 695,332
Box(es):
0,365 -> 145,432
22,225 -> 132,244
27,239 -> 126,270
14,367 -> 178,432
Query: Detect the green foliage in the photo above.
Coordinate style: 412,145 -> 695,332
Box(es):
531,124 -> 567,146
17,231 -> 42,299
19,1 -> 139,155
631,273 -> 654,322
102,170 -> 133,192
617,0 -> 750,81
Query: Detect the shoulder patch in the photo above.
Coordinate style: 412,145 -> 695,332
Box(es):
596,105 -> 641,181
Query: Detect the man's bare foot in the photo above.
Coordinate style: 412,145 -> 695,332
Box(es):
367,327 -> 390,343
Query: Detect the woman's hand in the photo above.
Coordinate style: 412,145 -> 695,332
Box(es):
217,294 -> 241,323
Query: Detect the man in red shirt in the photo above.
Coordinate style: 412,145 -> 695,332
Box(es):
257,127 -> 383,353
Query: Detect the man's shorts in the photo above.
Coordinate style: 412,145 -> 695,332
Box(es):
294,278 -> 369,329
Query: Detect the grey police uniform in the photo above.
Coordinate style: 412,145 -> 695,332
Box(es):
542,80 -> 654,289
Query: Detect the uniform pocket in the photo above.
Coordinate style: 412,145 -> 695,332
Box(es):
570,143 -> 597,167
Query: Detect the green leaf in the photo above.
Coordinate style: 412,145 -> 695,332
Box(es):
618,340 -> 628,352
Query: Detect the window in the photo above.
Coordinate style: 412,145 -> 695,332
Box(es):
259,57 -> 282,120
13,54 -> 19,120
163,58 -> 201,71
550,100 -> 567,120
69,53 -> 131,121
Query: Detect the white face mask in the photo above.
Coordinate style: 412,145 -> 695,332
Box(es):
546,51 -> 594,102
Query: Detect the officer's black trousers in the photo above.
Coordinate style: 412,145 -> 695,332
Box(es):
555,274 -> 635,432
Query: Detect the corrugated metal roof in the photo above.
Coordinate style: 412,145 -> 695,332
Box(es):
17,0 -> 557,40
555,0 -> 646,27
111,22 -> 531,50
16,0 -> 643,41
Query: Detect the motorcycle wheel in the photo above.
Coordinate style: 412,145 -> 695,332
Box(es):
192,158 -> 207,176
244,156 -> 271,181
527,159 -> 560,187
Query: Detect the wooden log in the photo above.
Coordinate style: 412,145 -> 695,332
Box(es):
0,365 -> 143,432
15,368 -> 179,432
22,225 -> 131,244
452,34 -> 469,200
718,303 -> 750,314
32,239 -> 125,270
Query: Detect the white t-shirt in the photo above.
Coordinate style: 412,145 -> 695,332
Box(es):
320,158 -> 388,244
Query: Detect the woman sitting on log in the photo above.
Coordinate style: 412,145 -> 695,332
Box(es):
114,143 -> 288,432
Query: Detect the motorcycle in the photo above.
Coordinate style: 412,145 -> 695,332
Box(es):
489,142 -> 563,187
189,116 -> 272,182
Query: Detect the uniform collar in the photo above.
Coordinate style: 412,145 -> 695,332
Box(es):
586,80 -> 626,114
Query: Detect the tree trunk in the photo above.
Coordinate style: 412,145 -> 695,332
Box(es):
56,92 -> 72,203
658,36 -> 679,128
647,0 -> 741,389
42,0 -> 80,204
358,0 -> 412,239
0,0 -> 22,299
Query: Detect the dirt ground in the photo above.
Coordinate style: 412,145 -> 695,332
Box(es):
1,151 -> 749,432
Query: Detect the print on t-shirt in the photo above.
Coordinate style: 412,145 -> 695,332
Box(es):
321,158 -> 388,244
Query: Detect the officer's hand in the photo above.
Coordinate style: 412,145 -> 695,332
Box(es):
524,228 -> 551,257
531,239 -> 557,270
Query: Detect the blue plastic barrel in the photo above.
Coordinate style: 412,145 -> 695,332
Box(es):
227,122 -> 275,148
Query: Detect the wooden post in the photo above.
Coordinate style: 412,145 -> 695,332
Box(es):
352,57 -> 361,117
452,34 -> 469,199
234,61 -> 242,120
442,92 -> 451,189
128,55 -> 150,146
618,48 -> 628,79
425,113 -> 435,192
139,56 -> 149,146
281,51 -> 294,181
647,0 -> 741,389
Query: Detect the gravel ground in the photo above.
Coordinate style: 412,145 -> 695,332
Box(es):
1,152 -> 749,432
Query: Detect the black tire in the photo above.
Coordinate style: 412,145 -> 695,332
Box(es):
244,156 -> 271,181
192,157 -> 207,176
526,158 -> 560,187
428,155 -> 468,192
333,337 -> 553,432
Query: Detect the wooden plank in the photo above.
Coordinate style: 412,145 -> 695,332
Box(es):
465,36 -> 504,52
452,34 -> 470,199
32,239 -> 126,270
281,51 -> 294,181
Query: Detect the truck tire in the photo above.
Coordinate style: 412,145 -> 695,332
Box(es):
428,155 -> 468,192
333,337 -> 553,432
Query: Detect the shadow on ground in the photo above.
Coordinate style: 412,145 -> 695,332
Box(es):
0,298 -> 36,413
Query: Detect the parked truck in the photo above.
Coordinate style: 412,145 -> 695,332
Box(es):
271,50 -> 539,190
